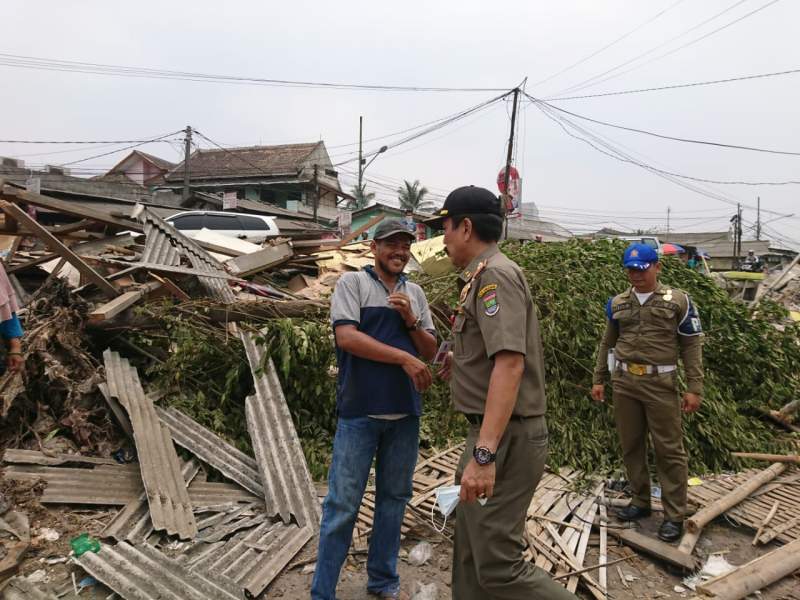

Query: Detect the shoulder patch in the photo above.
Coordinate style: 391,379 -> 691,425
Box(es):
480,285 -> 499,316
678,298 -> 703,336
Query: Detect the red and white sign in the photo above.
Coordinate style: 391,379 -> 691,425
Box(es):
497,166 -> 522,216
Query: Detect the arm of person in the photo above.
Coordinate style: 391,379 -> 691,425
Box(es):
0,313 -> 24,372
591,299 -> 619,402
387,290 -> 437,361
678,295 -> 704,412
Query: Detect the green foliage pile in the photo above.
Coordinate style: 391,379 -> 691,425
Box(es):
131,239 -> 798,479
419,239 -> 799,474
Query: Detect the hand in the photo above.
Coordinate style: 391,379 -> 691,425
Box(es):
591,384 -> 605,403
388,293 -> 415,326
5,353 -> 23,373
682,392 -> 702,413
459,458 -> 496,503
436,351 -> 453,381
401,354 -> 432,392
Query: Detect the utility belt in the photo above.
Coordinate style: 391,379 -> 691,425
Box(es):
463,413 -> 535,426
619,361 -> 676,376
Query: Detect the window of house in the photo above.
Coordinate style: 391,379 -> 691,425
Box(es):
287,190 -> 302,201
260,189 -> 276,202
236,189 -> 246,200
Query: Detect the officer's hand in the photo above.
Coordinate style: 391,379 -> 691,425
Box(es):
682,392 -> 702,413
459,459 -> 495,503
590,384 -> 605,403
436,351 -> 453,381
401,354 -> 432,392
387,293 -> 415,326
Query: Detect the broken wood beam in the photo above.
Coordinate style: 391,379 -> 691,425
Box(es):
225,241 -> 293,277
88,281 -> 162,323
0,200 -> 119,298
731,452 -> 800,465
608,527 -> 697,571
686,462 -> 787,533
752,500 -> 780,545
696,537 -> 800,599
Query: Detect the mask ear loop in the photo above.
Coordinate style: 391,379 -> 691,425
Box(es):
430,498 -> 449,533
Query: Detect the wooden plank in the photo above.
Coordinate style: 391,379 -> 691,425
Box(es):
225,242 -> 293,277
732,452 -> 800,465
599,495 -> 608,596
608,528 -> 698,571
88,282 -> 161,323
337,214 -> 385,248
0,200 -> 119,298
148,272 -> 190,301
753,500 -> 780,545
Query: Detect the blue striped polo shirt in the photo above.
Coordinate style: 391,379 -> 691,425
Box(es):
330,266 -> 435,417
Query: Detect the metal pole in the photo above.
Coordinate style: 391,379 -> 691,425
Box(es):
358,116 -> 363,194
756,196 -> 761,240
502,88 -> 520,240
181,125 -> 192,204
666,206 -> 671,235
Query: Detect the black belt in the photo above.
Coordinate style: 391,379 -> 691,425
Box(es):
464,414 -> 531,425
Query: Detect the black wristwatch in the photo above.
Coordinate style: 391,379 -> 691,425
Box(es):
406,316 -> 423,331
473,445 -> 496,466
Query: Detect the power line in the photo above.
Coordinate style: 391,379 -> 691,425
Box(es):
0,137 -> 178,144
59,131 -> 183,166
530,95 -> 800,157
551,0 -> 778,98
530,0 -> 686,89
0,52 -> 510,93
548,67 -> 800,101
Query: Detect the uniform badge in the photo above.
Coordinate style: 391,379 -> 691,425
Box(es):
664,289 -> 673,302
481,288 -> 499,316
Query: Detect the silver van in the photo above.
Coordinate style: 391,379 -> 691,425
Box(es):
165,210 -> 280,243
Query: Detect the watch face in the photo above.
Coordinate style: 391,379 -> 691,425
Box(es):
474,446 -> 493,465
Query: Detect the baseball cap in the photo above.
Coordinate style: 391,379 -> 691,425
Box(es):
425,185 -> 504,229
623,243 -> 659,270
373,219 -> 415,241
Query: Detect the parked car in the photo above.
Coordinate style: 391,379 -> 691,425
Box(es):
165,210 -> 280,243
616,235 -> 662,253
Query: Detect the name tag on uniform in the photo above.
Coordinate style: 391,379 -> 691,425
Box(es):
433,341 -> 453,365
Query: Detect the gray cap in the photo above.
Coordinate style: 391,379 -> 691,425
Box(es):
373,219 -> 415,241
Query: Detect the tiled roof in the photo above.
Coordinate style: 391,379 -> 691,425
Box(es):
166,143 -> 321,181
135,150 -> 176,171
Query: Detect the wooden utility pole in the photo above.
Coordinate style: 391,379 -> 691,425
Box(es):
182,125 -> 193,204
313,164 -> 319,223
756,196 -> 761,240
502,88 -> 520,239
357,116 -> 364,193
666,206 -> 671,234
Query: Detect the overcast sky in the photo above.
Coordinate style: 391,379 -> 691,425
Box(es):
1,0 -> 798,248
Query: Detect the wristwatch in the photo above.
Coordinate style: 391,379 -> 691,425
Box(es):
406,316 -> 423,331
473,445 -> 496,466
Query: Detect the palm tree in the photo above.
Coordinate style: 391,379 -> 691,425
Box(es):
349,184 -> 375,210
397,180 -> 434,213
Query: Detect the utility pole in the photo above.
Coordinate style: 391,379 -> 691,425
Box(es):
502,88 -> 520,239
357,116 -> 363,194
313,164 -> 319,223
666,206 -> 671,235
732,203 -> 743,267
181,125 -> 192,204
756,196 -> 761,240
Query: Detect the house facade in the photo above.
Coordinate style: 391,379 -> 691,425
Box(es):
103,150 -> 176,186
349,204 -> 436,240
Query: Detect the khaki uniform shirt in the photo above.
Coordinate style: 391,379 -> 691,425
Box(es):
592,283 -> 704,395
451,246 -> 546,417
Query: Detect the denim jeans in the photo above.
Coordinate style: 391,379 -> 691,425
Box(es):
311,415 -> 419,600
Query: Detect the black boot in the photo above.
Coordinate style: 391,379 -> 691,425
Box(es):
615,504 -> 652,521
658,520 -> 683,543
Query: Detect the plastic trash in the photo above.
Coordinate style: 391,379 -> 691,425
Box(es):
407,541 -> 433,566
70,533 -> 101,557
683,553 -> 736,590
411,582 -> 437,600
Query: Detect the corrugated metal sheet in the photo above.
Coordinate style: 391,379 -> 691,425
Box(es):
103,350 -> 197,539
76,541 -> 244,600
156,405 -> 264,498
240,331 -> 320,530
188,481 -> 262,506
4,577 -> 60,600
189,519 -> 313,596
102,459 -> 200,543
2,448 -> 119,467
138,208 -> 235,303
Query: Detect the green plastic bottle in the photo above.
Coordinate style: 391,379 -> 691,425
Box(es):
70,533 -> 101,557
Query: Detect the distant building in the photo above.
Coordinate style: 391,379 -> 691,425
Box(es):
99,150 -> 176,186
349,204 -> 436,240
506,203 -> 572,241
662,231 -> 796,271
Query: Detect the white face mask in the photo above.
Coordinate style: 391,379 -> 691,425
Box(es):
431,485 -> 487,532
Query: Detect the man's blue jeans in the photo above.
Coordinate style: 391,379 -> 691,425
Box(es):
311,415 -> 419,600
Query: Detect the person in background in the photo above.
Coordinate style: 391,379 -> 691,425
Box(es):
403,210 -> 416,233
0,262 -> 23,374
311,219 -> 437,600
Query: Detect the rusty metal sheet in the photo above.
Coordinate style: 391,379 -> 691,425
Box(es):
156,405 -> 264,498
2,448 -> 119,467
240,331 -> 319,529
102,460 -> 200,543
189,520 -> 313,596
76,541 -> 244,600
4,577 -> 60,600
103,350 -> 197,539
137,207 -> 235,303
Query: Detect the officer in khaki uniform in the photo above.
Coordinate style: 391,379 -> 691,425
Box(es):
428,186 -> 577,600
592,243 -> 704,543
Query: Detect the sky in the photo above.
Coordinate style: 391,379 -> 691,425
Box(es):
1,0 -> 798,248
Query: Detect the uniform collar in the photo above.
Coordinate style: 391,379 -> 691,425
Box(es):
459,245 -> 500,283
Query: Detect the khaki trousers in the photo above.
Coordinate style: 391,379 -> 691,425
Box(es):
452,417 -> 578,600
612,369 -> 688,521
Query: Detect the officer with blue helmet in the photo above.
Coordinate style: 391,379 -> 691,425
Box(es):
591,243 -> 704,543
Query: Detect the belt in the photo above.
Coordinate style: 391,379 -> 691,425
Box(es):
464,414 -> 531,425
620,361 -> 676,376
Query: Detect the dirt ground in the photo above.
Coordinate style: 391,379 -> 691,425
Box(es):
3,478 -> 799,599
